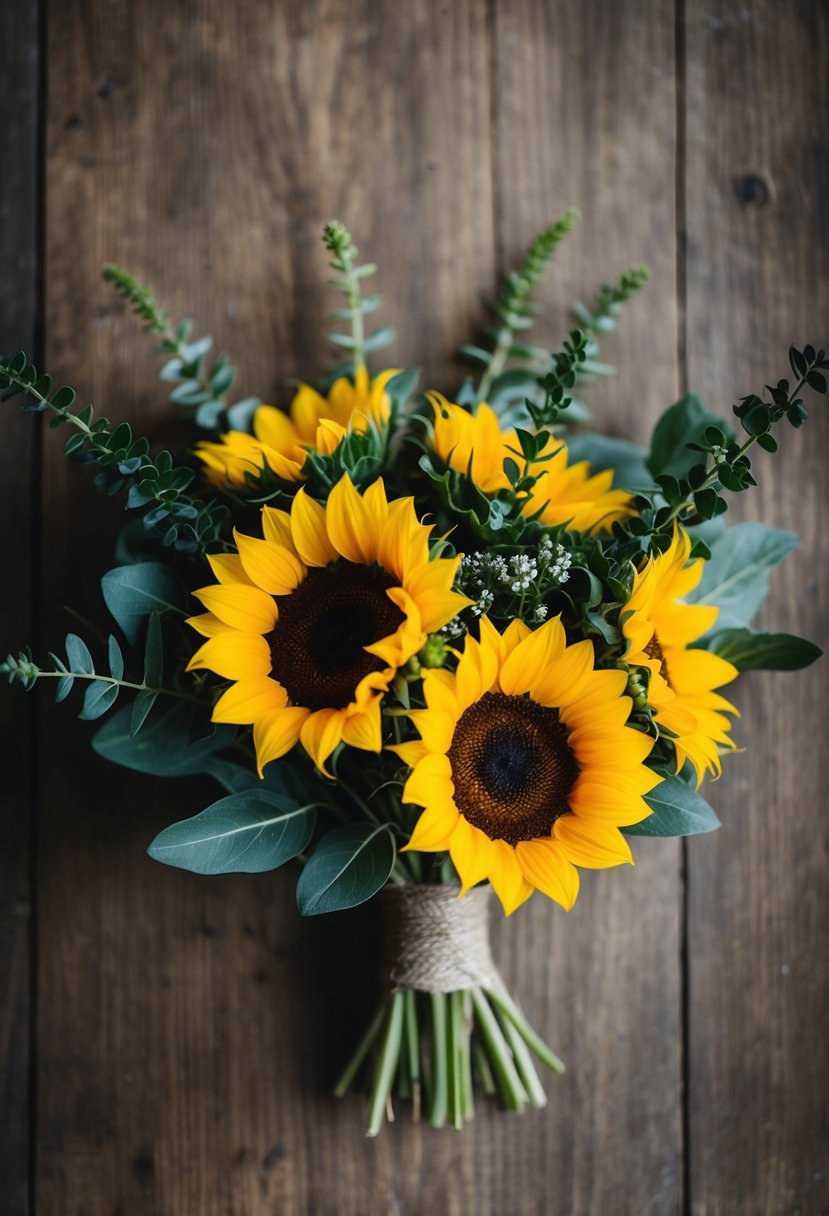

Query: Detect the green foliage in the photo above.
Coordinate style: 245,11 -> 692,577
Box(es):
701,628 -> 822,671
566,432 -> 654,490
322,221 -> 395,370
100,561 -> 187,646
624,775 -> 721,837
296,823 -> 397,915
92,699 -> 233,774
0,351 -> 229,553
527,330 -> 590,430
0,628 -> 172,725
103,264 -> 260,432
648,395 -> 734,479
470,210 -> 579,405
686,522 -> 799,632
146,787 -> 318,875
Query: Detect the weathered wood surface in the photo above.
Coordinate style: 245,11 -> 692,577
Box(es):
683,3 -> 829,1214
0,1 -> 825,1212
0,2 -> 39,1214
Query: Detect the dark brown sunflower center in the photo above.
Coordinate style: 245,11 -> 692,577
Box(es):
645,632 -> 672,687
269,562 -> 404,711
447,692 -> 580,846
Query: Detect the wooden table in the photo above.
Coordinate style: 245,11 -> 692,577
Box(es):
2,2 -> 826,1212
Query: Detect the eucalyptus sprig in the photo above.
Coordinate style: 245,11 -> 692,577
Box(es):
0,351 -> 228,553
323,221 -> 395,372
103,264 -> 260,433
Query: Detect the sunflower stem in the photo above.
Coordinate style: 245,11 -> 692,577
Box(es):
470,987 -> 527,1113
461,990 -> 475,1119
427,993 -> 449,1127
487,987 -> 566,1074
493,1000 -> 548,1108
403,989 -> 421,1121
333,996 -> 387,1098
366,990 -> 405,1137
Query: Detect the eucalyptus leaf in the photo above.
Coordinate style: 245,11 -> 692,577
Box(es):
93,700 -> 233,776
624,775 -> 721,837
686,522 -> 799,632
147,790 -> 316,875
143,611 -> 164,686
648,395 -> 733,479
384,368 -> 420,413
701,628 -> 822,671
296,824 -> 396,916
65,633 -> 94,675
107,634 -> 124,680
566,432 -> 654,490
79,679 -> 119,721
101,562 -> 187,646
130,689 -> 158,736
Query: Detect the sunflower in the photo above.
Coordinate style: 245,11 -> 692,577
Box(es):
392,616 -> 660,915
426,391 -> 634,533
622,527 -> 739,783
196,365 -> 397,487
186,475 -> 469,774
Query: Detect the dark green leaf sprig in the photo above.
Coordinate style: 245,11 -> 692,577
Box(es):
323,221 -> 395,372
607,346 -> 827,556
103,264 -> 260,433
0,351 -> 229,553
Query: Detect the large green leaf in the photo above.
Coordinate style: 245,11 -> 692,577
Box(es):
296,823 -> 396,916
566,432 -> 654,490
147,790 -> 316,875
92,700 -> 234,776
647,394 -> 733,479
701,628 -> 822,671
624,775 -> 721,837
686,522 -> 799,631
101,562 -> 187,646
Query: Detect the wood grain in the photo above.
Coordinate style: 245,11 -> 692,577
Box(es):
682,3 -> 829,1214
38,2 -> 496,1213
489,2 -> 683,1213
0,2 -> 40,1212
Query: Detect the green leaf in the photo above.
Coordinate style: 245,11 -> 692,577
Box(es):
648,395 -> 733,479
65,633 -> 94,675
296,823 -> 396,916
566,432 -> 654,490
383,368 -> 420,412
130,689 -> 158,736
147,790 -> 316,875
143,612 -> 164,687
686,522 -> 799,631
107,635 -> 124,680
79,679 -> 119,721
204,758 -> 262,794
101,562 -> 186,646
701,628 -> 822,671
624,775 -> 721,837
93,701 -> 234,776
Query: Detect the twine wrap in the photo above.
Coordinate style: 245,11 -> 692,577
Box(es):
382,883 -> 500,993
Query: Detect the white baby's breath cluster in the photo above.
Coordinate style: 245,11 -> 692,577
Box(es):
448,534 -> 572,631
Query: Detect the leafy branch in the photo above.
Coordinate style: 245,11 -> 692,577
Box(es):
0,351 -> 229,553
568,265 -> 651,391
0,617 -> 203,734
103,264 -> 260,433
467,210 -> 579,405
322,221 -> 395,372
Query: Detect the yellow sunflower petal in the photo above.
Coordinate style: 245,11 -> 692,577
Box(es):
340,705 -> 383,752
387,739 -> 430,768
514,838 -> 580,910
488,841 -> 534,916
290,487 -> 339,567
552,815 -> 634,869
300,708 -> 345,776
403,801 -> 459,852
193,583 -> 277,634
499,618 -> 564,697
253,707 -> 310,775
207,552 -> 256,587
187,632 -> 272,681
261,506 -> 296,550
186,611 -> 234,638
326,474 -> 382,565
403,753 -> 455,808
448,815 -> 495,894
212,676 -> 287,724
234,529 -> 305,595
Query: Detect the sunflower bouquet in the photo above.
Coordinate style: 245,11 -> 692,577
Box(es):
1,216 -> 824,1136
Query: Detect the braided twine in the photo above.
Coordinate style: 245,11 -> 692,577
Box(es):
381,883 -> 500,993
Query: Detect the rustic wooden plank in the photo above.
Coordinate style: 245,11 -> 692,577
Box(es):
37,2 -> 498,1213
683,3 -> 829,1213
487,3 -> 684,1213
0,2 -> 40,1212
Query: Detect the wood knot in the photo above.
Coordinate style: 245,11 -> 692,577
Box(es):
734,173 -> 771,207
